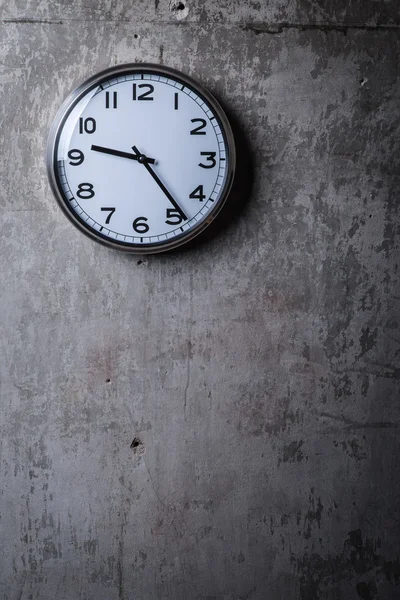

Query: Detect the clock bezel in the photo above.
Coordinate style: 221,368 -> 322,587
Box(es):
46,63 -> 236,254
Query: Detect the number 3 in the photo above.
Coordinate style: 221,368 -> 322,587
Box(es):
199,152 -> 216,169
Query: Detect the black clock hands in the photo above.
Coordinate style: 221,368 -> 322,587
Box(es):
91,143 -> 187,221
132,146 -> 188,221
91,144 -> 156,165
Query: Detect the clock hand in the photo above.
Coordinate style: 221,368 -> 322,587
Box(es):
91,144 -> 155,165
132,146 -> 188,221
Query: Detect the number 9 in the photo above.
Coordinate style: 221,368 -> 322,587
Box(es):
68,149 -> 84,166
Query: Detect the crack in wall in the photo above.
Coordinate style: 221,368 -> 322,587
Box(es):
2,18 -> 400,32
241,22 -> 400,34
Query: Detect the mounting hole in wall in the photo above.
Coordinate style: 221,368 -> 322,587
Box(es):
169,0 -> 189,19
130,437 -> 145,455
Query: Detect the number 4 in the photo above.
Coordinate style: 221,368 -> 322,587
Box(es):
189,185 -> 206,202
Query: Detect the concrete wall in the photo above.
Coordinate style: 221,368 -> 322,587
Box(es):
1,1 -> 399,598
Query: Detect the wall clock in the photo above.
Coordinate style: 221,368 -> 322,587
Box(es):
46,63 -> 236,253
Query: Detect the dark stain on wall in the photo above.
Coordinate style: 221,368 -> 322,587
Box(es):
295,529 -> 400,599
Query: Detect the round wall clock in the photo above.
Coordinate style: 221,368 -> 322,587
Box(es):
46,63 -> 236,253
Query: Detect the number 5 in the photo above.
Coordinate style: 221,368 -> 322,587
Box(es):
165,209 -> 184,225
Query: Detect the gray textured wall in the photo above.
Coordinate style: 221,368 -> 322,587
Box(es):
1,1 -> 400,599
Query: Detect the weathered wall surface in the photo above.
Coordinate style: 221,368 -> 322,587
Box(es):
0,1 -> 399,599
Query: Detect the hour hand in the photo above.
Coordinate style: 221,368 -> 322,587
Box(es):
91,144 -> 155,165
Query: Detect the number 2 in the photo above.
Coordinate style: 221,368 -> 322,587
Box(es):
190,119 -> 206,135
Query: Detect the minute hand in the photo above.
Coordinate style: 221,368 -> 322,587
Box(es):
132,146 -> 187,221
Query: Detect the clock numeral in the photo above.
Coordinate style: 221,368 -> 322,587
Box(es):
68,149 -> 84,166
76,182 -> 95,199
105,91 -> 117,109
132,216 -> 149,234
190,118 -> 207,135
174,92 -> 179,110
79,117 -> 96,134
199,151 -> 216,169
132,84 -> 154,101
165,208 -> 184,226
189,185 -> 206,202
101,207 -> 116,224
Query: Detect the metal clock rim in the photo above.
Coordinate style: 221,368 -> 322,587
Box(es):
46,63 -> 236,254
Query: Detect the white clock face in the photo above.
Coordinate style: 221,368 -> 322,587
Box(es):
48,65 -> 235,252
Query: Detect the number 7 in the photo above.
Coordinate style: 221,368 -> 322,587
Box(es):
101,207 -> 116,224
